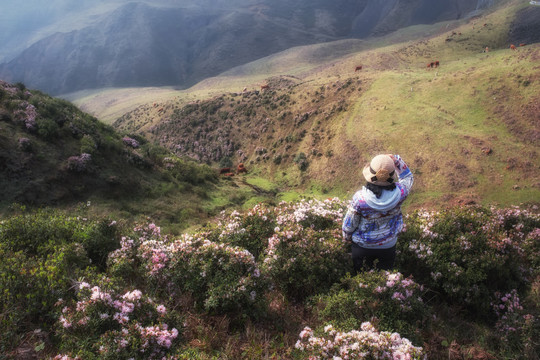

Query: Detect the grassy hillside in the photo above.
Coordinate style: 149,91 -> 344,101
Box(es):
104,0 -> 540,210
0,80 -> 246,232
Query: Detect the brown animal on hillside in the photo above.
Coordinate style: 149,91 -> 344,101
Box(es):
481,147 -> 492,155
260,84 -> 269,91
519,43 -> 526,47
355,65 -> 362,72
219,167 -> 231,174
434,60 -> 439,67
427,62 -> 433,69
510,44 -> 516,50
224,172 -> 235,177
237,163 -> 247,174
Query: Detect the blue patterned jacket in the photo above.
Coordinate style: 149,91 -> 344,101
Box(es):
342,155 -> 413,249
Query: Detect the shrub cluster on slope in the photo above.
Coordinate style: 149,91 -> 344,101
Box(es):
1,200 -> 538,359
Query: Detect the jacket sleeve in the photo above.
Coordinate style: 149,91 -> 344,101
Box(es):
393,154 -> 413,195
342,206 -> 361,241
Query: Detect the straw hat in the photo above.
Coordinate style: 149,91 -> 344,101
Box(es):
362,154 -> 398,186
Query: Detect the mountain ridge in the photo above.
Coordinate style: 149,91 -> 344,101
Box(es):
0,0 -> 507,94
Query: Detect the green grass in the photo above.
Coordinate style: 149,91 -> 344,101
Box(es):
245,176 -> 278,193
56,0 -> 540,211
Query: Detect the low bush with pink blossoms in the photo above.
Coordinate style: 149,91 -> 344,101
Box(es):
66,153 -> 92,172
259,198 -> 351,300
294,322 -> 425,359
18,137 -> 32,151
13,101 -> 37,130
491,288 -> 540,357
1,199 -> 539,358
277,198 -> 346,231
167,234 -> 268,316
55,281 -> 181,359
215,204 -> 277,259
312,270 -> 428,342
122,136 -> 140,148
108,223 -> 268,317
396,206 -> 539,317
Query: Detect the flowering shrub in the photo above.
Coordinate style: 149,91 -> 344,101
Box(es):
294,322 -> 425,359
216,204 -> 277,259
122,136 -> 140,148
262,224 -> 351,300
55,282 -> 180,359
261,198 -> 351,300
66,153 -> 92,172
107,223 -> 166,287
313,271 -> 428,342
396,207 -> 539,316
278,198 -> 346,231
167,234 -> 267,316
18,137 -> 32,151
491,288 -> 540,357
108,223 -> 267,317
13,101 -> 37,130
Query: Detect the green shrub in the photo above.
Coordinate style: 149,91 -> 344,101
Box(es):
216,204 -> 277,259
0,244 -> 92,351
312,271 -> 429,342
80,134 -> 97,154
396,207 -> 538,317
167,234 -> 268,317
37,117 -> 60,139
293,152 -> 309,171
0,209 -> 86,256
82,219 -> 121,271
218,156 -> 233,168
164,156 -> 218,185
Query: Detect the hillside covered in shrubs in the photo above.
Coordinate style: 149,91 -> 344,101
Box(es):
0,80 -> 219,227
1,199 -> 538,359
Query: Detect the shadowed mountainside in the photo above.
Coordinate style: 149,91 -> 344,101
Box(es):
0,0 -> 504,95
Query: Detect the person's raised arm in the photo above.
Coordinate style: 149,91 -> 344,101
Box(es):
391,154 -> 413,193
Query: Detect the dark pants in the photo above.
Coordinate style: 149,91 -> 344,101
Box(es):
351,242 -> 396,273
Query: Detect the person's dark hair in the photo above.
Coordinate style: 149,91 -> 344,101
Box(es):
366,182 -> 396,199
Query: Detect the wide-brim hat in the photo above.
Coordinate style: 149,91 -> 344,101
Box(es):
362,154 -> 398,186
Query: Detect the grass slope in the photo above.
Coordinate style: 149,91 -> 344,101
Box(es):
71,0 -> 539,209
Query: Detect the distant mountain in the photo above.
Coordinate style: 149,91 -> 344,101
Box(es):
0,0 -> 502,94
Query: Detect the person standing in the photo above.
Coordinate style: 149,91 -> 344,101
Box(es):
342,154 -> 413,272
